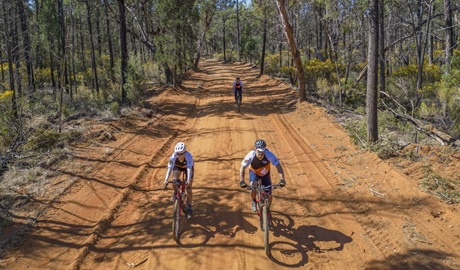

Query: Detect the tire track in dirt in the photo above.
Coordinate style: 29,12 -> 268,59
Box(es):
261,92 -> 413,261
69,92 -> 202,270
0,89 -> 199,270
263,90 -> 459,266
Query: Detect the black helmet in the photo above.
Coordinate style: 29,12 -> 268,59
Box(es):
254,139 -> 266,149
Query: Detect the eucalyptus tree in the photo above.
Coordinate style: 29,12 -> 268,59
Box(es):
275,0 -> 307,102
367,0 -> 379,143
1,0 -> 17,116
444,0 -> 453,73
17,0 -> 35,92
194,0 -> 218,70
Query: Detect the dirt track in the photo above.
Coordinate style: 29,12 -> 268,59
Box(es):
1,59 -> 459,269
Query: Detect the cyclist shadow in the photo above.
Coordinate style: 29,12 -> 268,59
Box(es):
268,211 -> 353,267
176,202 -> 258,247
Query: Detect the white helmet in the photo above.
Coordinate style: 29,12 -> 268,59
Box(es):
174,142 -> 186,154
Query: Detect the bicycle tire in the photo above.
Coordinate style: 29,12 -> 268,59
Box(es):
172,198 -> 181,241
263,206 -> 270,255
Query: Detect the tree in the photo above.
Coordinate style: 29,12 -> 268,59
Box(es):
194,0 -> 217,70
367,0 -> 379,143
274,0 -> 307,102
444,0 -> 453,73
118,0 -> 128,102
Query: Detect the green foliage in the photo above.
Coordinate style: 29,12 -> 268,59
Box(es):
304,59 -> 344,84
25,128 -> 63,151
279,65 -> 295,78
264,54 -> 280,75
392,63 -> 442,84
34,68 -> 53,87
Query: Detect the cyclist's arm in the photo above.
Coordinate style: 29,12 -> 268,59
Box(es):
275,163 -> 285,181
239,164 -> 246,182
185,152 -> 194,183
240,151 -> 255,182
164,155 -> 175,183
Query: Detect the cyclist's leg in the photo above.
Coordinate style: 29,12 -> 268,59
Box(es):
249,171 -> 259,211
234,91 -> 238,103
260,174 -> 273,206
249,171 -> 259,200
171,168 -> 182,199
239,89 -> 243,104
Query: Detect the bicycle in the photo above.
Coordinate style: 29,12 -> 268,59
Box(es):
165,175 -> 190,241
245,181 -> 282,255
235,89 -> 242,112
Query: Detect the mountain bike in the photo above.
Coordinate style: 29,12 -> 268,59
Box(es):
235,90 -> 242,112
165,176 -> 189,242
246,181 -> 282,255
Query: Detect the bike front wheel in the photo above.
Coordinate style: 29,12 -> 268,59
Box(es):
172,199 -> 181,241
262,206 -> 270,255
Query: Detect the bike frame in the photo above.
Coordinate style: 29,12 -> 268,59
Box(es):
249,180 -> 280,255
235,89 -> 242,112
167,173 -> 188,241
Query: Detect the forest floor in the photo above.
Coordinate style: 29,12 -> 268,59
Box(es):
0,59 -> 459,270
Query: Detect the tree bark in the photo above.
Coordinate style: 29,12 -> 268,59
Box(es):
17,0 -> 35,92
118,0 -> 128,102
104,0 -> 115,81
275,0 -> 307,102
2,0 -> 17,116
444,0 -> 453,73
84,0 -> 100,93
236,0 -> 241,62
260,17 -> 267,76
367,0 -> 379,143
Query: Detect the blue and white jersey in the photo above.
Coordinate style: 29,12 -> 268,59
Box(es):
241,149 -> 280,177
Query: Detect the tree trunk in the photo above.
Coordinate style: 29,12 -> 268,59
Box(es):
222,17 -> 226,61
194,5 -> 214,70
236,0 -> 241,62
85,0 -> 99,93
260,17 -> 267,76
275,0 -> 307,102
367,0 -> 379,143
17,0 -> 35,92
104,0 -> 115,81
378,0 -> 385,95
118,0 -> 128,102
12,4 -> 22,99
2,0 -> 17,116
444,0 -> 453,73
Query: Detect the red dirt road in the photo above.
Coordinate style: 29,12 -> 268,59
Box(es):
1,59 -> 459,270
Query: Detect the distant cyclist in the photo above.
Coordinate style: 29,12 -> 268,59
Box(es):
232,77 -> 244,104
164,142 -> 195,217
239,139 -> 286,212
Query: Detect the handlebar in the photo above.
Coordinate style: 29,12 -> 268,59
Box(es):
245,183 -> 282,192
164,179 -> 186,190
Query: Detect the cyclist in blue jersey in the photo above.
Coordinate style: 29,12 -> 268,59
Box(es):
164,142 -> 195,217
239,139 -> 286,212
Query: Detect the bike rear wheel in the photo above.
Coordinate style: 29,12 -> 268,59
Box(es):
236,92 -> 241,112
262,206 -> 270,255
172,198 -> 181,241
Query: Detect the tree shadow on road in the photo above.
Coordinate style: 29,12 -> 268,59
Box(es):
268,210 -> 353,267
364,249 -> 455,270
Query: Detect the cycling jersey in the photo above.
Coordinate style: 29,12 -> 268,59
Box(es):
167,151 -> 194,169
241,149 -> 280,177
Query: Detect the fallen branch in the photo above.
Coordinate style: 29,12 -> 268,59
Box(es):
380,91 -> 459,146
369,188 -> 385,197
